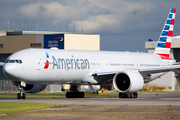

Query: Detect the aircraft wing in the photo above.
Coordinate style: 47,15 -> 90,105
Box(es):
92,65 -> 180,84
139,65 -> 180,74
173,62 -> 180,65
0,62 -> 4,66
92,71 -> 119,84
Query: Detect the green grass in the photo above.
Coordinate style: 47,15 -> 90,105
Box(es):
71,108 -> 77,110
0,102 -> 63,115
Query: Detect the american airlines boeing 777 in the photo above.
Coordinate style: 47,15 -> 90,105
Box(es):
0,8 -> 179,99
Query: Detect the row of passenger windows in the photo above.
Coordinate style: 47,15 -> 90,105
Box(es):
5,59 -> 23,64
110,63 -> 134,66
140,64 -> 160,67
90,63 -> 101,65
110,63 -> 160,67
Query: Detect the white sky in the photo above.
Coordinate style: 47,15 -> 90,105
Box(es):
1,0 -> 180,52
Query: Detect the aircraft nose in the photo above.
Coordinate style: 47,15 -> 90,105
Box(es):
3,64 -> 19,80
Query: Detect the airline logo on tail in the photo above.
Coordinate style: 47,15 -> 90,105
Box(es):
154,8 -> 176,59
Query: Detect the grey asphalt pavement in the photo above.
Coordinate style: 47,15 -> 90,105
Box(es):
1,93 -> 180,106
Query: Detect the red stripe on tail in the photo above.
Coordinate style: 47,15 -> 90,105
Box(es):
156,53 -> 169,58
165,42 -> 171,48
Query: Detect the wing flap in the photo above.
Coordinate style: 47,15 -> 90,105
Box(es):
92,71 -> 119,76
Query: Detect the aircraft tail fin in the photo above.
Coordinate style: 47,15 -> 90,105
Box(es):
154,8 -> 176,59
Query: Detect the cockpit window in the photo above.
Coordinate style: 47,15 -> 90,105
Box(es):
19,60 -> 22,63
6,59 -> 23,64
5,59 -> 9,63
15,60 -> 18,63
9,60 -> 15,63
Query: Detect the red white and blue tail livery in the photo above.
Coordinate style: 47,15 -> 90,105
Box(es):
154,8 -> 176,60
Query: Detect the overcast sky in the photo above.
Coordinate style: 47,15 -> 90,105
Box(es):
1,0 -> 180,52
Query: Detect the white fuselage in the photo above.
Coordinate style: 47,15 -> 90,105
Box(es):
3,48 -> 168,85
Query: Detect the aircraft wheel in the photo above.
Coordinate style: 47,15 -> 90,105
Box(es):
79,92 -> 84,98
66,92 -> 71,98
119,93 -> 124,98
17,93 -> 21,99
125,94 -> 129,98
133,93 -> 138,98
66,92 -> 84,98
22,93 -> 26,99
119,93 -> 134,98
66,92 -> 76,98
75,92 -> 84,98
129,93 -> 132,98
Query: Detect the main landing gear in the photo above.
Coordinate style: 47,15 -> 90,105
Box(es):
119,92 -> 138,98
66,85 -> 84,98
17,85 -> 26,99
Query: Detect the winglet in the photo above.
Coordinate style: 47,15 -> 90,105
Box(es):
154,8 -> 176,59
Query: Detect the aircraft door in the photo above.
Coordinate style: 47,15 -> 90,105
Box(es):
133,58 -> 139,69
34,58 -> 43,70
103,59 -> 109,70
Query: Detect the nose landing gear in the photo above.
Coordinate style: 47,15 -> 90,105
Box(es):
17,85 -> 26,99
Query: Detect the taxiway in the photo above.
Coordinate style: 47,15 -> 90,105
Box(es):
1,93 -> 180,106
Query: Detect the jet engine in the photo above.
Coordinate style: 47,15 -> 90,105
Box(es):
13,82 -> 47,93
22,84 -> 47,93
113,71 -> 144,93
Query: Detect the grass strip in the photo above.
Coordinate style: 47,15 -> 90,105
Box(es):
0,102 -> 63,115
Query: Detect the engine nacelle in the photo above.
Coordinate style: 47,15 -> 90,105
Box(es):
22,84 -> 47,93
113,71 -> 144,93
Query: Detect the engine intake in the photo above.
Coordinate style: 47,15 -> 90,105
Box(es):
23,84 -> 47,93
113,71 -> 144,93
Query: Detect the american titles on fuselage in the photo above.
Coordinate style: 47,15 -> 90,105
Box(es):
52,56 -> 90,69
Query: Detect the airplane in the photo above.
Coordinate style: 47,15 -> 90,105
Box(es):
0,8 -> 179,99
